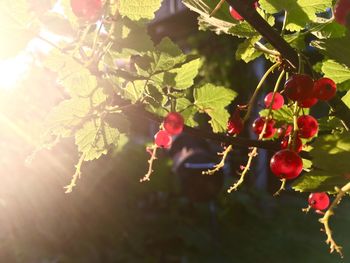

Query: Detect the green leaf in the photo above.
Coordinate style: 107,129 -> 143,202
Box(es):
136,38 -> 187,75
321,60 -> 350,86
176,98 -> 198,127
152,58 -> 202,89
259,105 -> 294,124
310,19 -> 346,39
123,80 -> 147,103
342,90 -> 350,108
118,0 -> 162,20
45,50 -> 98,97
75,119 -> 120,161
0,0 -> 37,58
194,84 -> 237,133
311,33 -> 350,68
235,37 -> 262,62
112,19 -> 154,56
293,132 -> 350,192
46,98 -> 92,137
259,0 -> 332,31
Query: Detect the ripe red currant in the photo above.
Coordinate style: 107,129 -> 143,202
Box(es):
227,110 -> 243,135
252,117 -> 276,138
298,97 -> 318,108
334,0 -> 350,25
284,74 -> 314,101
229,1 -> 259,21
70,0 -> 102,21
281,136 -> 303,153
277,124 -> 293,138
164,112 -> 184,135
313,77 -> 337,101
308,192 -> 330,210
264,92 -> 284,110
270,149 -> 303,180
154,130 -> 172,148
297,115 -> 318,138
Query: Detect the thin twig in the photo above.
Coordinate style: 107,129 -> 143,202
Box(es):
203,145 -> 233,175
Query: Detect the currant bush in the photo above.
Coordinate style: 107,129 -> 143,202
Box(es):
281,135 -> 303,153
297,115 -> 319,138
252,117 -> 276,138
284,74 -> 314,101
264,92 -> 284,110
70,0 -> 102,21
314,77 -> 337,101
227,110 -> 244,135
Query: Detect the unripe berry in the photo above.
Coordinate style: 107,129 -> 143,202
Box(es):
270,149 -> 303,180
313,77 -> 337,101
252,117 -> 276,138
154,130 -> 172,148
297,115 -> 318,138
70,0 -> 102,21
308,192 -> 330,210
264,92 -> 284,110
284,74 -> 314,101
164,112 -> 184,135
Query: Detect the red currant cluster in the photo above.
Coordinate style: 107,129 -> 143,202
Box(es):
227,74 -> 337,182
70,0 -> 102,21
154,112 -> 184,148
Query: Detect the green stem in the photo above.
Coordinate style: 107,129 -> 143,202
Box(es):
243,62 -> 280,123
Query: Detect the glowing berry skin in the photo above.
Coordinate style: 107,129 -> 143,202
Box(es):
298,97 -> 318,108
252,117 -> 276,138
277,124 -> 293,138
314,77 -> 337,101
308,192 -> 330,210
227,111 -> 243,135
154,130 -> 172,148
229,1 -> 259,21
70,0 -> 102,21
334,0 -> 350,25
284,74 -> 314,101
270,149 -> 303,180
264,92 -> 284,110
281,136 -> 303,153
164,112 -> 184,135
297,115 -> 319,138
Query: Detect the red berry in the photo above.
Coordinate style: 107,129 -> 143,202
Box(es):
164,112 -> 184,135
308,192 -> 330,210
264,92 -> 284,110
229,1 -> 259,21
297,115 -> 318,138
252,117 -> 276,138
284,74 -> 314,101
334,0 -> 350,25
154,130 -> 172,148
270,149 -> 303,180
70,0 -> 102,21
281,136 -> 303,153
277,124 -> 293,138
313,78 -> 337,101
298,97 -> 318,108
227,111 -> 243,135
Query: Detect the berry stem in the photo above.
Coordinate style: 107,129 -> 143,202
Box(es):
243,62 -> 281,123
273,179 -> 286,196
210,0 -> 226,17
140,145 -> 158,182
228,70 -> 285,193
203,145 -> 233,175
319,182 -> 350,258
64,153 -> 86,193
